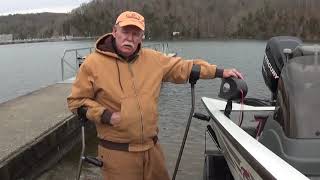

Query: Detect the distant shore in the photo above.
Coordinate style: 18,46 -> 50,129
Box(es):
0,36 -> 97,45
1,36 -> 318,46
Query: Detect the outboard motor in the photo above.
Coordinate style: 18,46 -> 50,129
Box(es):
262,36 -> 302,100
276,45 -> 320,139
259,38 -> 320,178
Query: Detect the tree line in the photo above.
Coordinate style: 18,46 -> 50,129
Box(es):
0,0 -> 319,41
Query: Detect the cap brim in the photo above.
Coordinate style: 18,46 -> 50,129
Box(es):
118,20 -> 145,31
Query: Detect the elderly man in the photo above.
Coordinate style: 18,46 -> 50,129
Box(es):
67,11 -> 242,180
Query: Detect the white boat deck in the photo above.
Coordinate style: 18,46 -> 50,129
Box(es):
206,98 -> 275,111
202,97 -> 309,180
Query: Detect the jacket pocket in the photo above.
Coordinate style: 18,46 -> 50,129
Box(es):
139,94 -> 158,138
114,96 -> 140,133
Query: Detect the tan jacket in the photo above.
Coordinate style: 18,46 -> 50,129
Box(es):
67,34 -> 218,151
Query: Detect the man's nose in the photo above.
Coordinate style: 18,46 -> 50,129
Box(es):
126,33 -> 134,41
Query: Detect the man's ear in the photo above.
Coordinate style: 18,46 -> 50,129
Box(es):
112,26 -> 116,37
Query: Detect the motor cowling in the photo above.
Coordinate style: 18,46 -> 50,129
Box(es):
262,36 -> 302,99
276,45 -> 320,138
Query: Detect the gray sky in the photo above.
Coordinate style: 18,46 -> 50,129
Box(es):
0,0 -> 91,15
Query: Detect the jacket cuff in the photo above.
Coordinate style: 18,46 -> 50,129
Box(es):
215,68 -> 224,78
101,110 -> 113,125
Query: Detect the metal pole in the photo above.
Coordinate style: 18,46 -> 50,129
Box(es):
172,83 -> 195,180
61,58 -> 64,81
76,126 -> 86,180
76,50 -> 80,72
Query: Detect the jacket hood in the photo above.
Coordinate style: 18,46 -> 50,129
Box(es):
95,33 -> 142,62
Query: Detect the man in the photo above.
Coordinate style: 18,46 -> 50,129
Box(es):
67,11 -> 243,180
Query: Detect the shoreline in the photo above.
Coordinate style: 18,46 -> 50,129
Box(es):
0,37 -> 97,46
1,36 -> 318,46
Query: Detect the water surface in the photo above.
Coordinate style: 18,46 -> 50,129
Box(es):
1,39 -> 271,179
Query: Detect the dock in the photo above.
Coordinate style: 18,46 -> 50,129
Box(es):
0,82 -> 90,180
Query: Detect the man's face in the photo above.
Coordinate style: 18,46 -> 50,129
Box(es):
112,25 -> 144,58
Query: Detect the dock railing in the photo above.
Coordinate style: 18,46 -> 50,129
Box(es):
60,47 -> 94,80
60,43 -> 176,80
144,43 -> 169,54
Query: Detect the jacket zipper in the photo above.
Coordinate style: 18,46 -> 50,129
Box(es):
128,63 -> 144,145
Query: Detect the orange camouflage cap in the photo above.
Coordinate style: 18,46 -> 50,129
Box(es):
115,11 -> 145,31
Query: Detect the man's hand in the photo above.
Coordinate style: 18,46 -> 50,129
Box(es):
110,112 -> 121,126
223,68 -> 243,79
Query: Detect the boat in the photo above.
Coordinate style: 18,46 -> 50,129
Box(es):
198,36 -> 320,179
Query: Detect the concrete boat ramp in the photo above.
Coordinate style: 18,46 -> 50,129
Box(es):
0,81 -> 85,180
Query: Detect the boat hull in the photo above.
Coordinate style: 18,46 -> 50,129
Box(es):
201,97 -> 309,180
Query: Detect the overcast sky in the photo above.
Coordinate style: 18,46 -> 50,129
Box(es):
0,0 -> 91,15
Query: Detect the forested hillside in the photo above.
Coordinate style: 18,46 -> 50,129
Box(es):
0,13 -> 68,39
0,0 -> 319,41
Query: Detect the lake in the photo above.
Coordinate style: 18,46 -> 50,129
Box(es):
1,39 -> 271,179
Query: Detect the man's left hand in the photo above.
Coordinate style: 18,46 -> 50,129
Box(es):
223,68 -> 243,79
